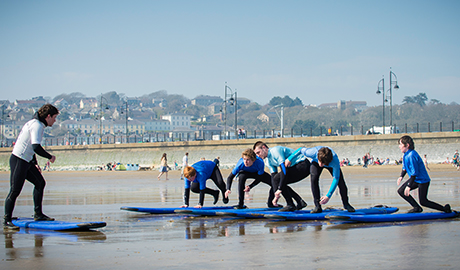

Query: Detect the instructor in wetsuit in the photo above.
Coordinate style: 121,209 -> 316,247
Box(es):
4,104 -> 59,230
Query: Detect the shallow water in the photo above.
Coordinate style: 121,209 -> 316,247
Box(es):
1,166 -> 459,269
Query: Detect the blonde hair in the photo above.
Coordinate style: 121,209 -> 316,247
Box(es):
242,148 -> 257,162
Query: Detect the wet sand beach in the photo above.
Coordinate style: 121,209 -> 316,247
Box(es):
1,164 -> 459,269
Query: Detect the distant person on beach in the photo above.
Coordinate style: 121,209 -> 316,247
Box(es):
213,156 -> 220,167
157,153 -> 169,180
253,141 -> 307,212
181,152 -> 189,179
397,135 -> 451,213
181,160 -> 229,208
225,149 -> 282,209
453,150 -> 459,171
4,104 -> 59,230
423,154 -> 430,171
286,146 -> 355,213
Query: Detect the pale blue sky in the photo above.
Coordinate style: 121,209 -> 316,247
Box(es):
1,0 -> 459,106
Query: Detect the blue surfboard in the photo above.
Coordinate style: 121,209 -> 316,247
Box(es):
264,206 -> 399,221
12,217 -> 106,231
121,206 -> 234,214
326,211 -> 458,223
174,207 -> 276,216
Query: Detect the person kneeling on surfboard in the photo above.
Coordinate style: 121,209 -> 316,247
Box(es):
397,135 -> 451,214
225,148 -> 282,209
4,104 -> 59,230
181,160 -> 229,208
286,146 -> 355,214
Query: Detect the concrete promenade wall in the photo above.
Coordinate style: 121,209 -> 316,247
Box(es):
0,132 -> 459,170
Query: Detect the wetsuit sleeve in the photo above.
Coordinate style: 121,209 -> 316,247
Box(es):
248,176 -> 262,189
400,170 -> 407,178
31,154 -> 38,165
406,175 -> 416,188
226,172 -> 236,190
184,188 -> 190,206
287,147 -> 303,163
199,190 -> 205,206
325,158 -> 341,198
277,163 -> 288,190
32,144 -> 53,159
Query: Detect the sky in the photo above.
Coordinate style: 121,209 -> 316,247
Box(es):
1,0 -> 459,107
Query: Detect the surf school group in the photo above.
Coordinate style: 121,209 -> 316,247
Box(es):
2,104 -> 454,230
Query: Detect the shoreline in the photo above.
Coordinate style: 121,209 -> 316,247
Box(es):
0,163 -> 456,176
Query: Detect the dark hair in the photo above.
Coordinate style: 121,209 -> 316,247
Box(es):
318,147 -> 333,165
253,141 -> 268,150
399,135 -> 415,150
38,104 -> 59,119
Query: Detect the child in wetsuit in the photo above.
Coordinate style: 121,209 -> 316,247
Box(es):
397,135 -> 451,213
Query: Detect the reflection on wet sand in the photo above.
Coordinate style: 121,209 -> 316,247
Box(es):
1,165 -> 459,269
3,229 -> 106,261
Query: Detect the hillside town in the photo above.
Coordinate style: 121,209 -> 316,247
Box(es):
0,92 -> 371,146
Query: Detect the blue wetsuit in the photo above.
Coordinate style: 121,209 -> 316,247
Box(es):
226,157 -> 274,207
398,149 -> 446,211
184,160 -> 226,206
288,146 -> 351,209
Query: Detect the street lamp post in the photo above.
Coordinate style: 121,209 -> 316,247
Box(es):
99,94 -> 109,143
223,82 -> 237,140
120,100 -> 128,142
376,77 -> 385,134
389,69 -> 399,127
270,104 -> 284,137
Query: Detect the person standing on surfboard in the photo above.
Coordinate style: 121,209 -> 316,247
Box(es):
286,146 -> 355,214
397,135 -> 451,213
4,104 -> 59,230
181,160 -> 229,208
253,141 -> 308,212
225,148 -> 286,209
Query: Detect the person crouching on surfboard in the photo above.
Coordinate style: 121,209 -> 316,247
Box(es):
4,104 -> 59,231
253,141 -> 308,212
181,160 -> 229,208
397,135 -> 451,213
225,148 -> 281,209
286,146 -> 355,214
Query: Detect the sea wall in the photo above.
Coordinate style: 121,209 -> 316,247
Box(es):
0,132 -> 459,171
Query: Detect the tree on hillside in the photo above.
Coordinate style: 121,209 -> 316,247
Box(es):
402,93 -> 428,106
269,95 -> 303,107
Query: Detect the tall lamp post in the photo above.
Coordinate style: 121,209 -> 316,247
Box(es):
376,77 -> 385,134
389,69 -> 399,127
98,94 -> 109,143
223,82 -> 237,140
120,100 -> 129,142
270,104 -> 284,137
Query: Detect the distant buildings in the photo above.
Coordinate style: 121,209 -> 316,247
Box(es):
318,100 -> 367,112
